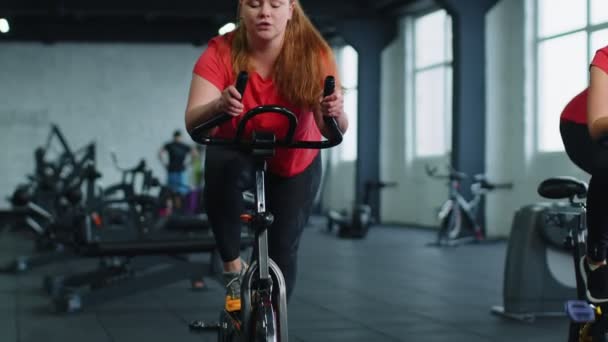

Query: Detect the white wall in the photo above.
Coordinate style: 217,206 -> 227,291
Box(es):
379,18 -> 451,228
0,42 -> 203,197
484,0 -> 529,238
320,154 -> 357,212
380,21 -> 408,222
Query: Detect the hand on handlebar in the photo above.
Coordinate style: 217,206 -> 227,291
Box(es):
189,73 -> 342,148
320,90 -> 344,119
217,85 -> 244,117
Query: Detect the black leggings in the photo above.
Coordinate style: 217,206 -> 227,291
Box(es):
561,120 -> 608,262
203,146 -> 322,300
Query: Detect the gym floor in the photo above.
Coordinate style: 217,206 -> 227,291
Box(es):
0,217 -> 566,342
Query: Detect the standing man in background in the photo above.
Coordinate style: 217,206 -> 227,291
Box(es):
158,129 -> 194,197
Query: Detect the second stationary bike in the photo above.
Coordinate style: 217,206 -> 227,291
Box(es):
425,164 -> 513,246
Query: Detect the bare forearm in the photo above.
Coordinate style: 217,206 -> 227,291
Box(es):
589,117 -> 608,141
185,98 -> 222,134
335,113 -> 349,134
315,109 -> 349,139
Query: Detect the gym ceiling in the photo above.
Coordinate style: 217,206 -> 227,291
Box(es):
0,0 -> 422,44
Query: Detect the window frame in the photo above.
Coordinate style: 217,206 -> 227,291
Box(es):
411,9 -> 453,158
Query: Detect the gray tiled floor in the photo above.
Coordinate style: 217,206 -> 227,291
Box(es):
0,219 -> 569,341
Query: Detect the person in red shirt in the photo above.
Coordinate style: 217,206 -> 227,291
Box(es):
560,45 -> 608,301
185,0 -> 348,312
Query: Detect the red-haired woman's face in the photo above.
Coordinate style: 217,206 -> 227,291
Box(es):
240,0 -> 294,43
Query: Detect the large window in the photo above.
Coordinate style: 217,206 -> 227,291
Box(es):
336,45 -> 358,161
412,10 -> 453,157
535,0 -> 608,151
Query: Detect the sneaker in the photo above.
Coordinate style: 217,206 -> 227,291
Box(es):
579,256 -> 608,303
223,260 -> 248,312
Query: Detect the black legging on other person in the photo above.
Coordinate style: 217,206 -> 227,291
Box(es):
561,120 -> 608,262
203,146 -> 321,301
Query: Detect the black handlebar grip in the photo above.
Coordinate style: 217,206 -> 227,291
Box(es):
215,71 -> 248,122
321,76 -> 342,141
323,75 -> 335,97
189,72 -> 249,140
235,71 -> 248,97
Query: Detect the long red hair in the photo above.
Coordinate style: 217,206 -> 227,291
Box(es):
231,0 -> 335,110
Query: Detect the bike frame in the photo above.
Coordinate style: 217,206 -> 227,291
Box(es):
189,73 -> 342,342
546,197 -> 588,341
240,156 -> 289,342
439,179 -> 483,232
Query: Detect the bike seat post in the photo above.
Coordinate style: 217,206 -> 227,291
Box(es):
250,131 -> 277,284
567,196 -> 587,301
568,197 -> 586,246
253,162 -> 273,283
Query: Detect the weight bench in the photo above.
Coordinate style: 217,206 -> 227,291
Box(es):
49,231 -> 253,313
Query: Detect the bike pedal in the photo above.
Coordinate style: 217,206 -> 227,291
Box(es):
565,300 -> 596,323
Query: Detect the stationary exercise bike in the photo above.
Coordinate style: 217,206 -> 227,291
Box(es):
188,72 -> 343,341
538,176 -> 608,342
425,164 -> 512,246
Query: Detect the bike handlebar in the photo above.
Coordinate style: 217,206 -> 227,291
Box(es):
192,72 -> 250,132
189,72 -> 343,150
479,181 -> 513,191
110,152 -> 147,174
425,164 -> 467,181
426,164 -> 513,191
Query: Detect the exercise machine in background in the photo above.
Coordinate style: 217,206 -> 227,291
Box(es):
425,164 -> 513,247
326,180 -> 397,239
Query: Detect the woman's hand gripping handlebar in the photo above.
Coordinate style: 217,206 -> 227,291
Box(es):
188,71 -> 343,150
